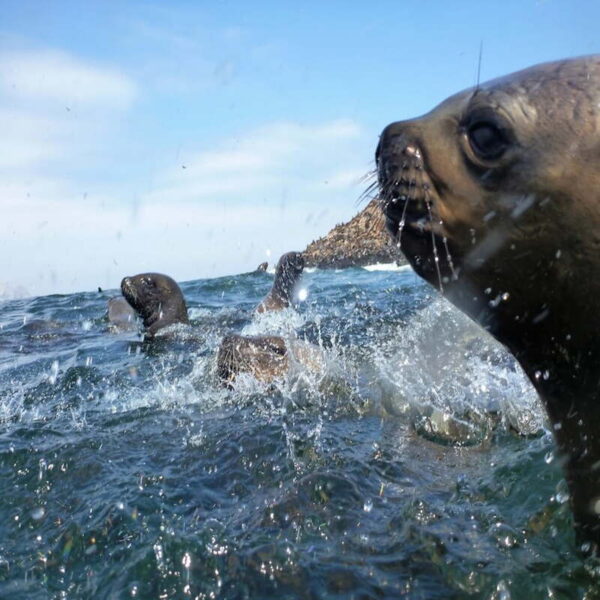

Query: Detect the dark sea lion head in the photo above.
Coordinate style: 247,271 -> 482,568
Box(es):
377,55 -> 600,549
274,251 -> 304,298
256,252 -> 305,312
120,272 -> 190,337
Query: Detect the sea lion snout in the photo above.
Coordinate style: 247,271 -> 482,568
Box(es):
120,277 -> 136,300
376,124 -> 436,239
286,252 -> 305,274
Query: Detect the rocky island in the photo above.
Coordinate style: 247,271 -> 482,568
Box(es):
302,199 -> 404,269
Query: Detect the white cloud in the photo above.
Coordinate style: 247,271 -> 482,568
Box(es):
146,119 -> 365,203
0,48 -> 137,176
0,108 -> 70,169
0,50 -> 136,109
0,184 -> 352,296
0,42 -> 371,297
0,116 -> 371,296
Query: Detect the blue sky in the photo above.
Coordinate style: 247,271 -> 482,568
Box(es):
1,0 -> 598,295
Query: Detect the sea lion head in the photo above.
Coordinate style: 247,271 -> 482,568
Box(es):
377,55 -> 600,548
120,272 -> 189,337
377,55 -> 600,349
275,251 -> 305,296
256,252 -> 305,313
217,334 -> 288,386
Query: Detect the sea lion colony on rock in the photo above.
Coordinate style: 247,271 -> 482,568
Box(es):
376,55 -> 600,550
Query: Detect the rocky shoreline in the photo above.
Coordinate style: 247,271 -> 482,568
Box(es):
302,199 -> 405,269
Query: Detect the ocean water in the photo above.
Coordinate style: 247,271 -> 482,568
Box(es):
0,266 -> 596,599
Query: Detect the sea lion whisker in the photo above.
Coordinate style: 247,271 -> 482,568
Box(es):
358,180 -> 380,205
442,234 -> 458,281
424,193 -> 444,294
359,169 -> 377,184
395,190 -> 411,248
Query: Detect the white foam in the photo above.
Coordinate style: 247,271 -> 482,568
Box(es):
362,263 -> 410,272
241,307 -> 306,336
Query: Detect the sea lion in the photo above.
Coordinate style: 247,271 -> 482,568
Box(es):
216,334 -> 325,386
256,252 -> 304,313
255,261 -> 269,272
107,297 -> 137,331
376,55 -> 600,549
217,334 -> 289,385
121,273 -> 190,337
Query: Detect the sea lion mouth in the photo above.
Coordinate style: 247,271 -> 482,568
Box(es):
377,141 -> 440,242
376,136 -> 458,290
121,277 -> 138,305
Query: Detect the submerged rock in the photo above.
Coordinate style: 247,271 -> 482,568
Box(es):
303,199 -> 405,269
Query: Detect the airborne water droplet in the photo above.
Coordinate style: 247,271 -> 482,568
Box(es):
30,507 -> 45,521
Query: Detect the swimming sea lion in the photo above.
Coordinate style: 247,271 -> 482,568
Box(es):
217,334 -> 325,386
217,334 -> 289,385
376,55 -> 600,549
107,297 -> 137,331
121,273 -> 189,337
255,261 -> 269,272
256,252 -> 304,313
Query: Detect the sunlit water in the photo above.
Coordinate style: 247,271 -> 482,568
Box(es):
0,267 -> 596,599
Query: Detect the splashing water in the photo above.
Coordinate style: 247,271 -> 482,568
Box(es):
0,268 -> 593,598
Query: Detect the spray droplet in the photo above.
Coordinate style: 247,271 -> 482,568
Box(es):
31,507 -> 45,521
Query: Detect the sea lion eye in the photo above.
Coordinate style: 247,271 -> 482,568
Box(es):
467,121 -> 508,160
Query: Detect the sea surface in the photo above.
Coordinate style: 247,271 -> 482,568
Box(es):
0,266 -> 597,599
